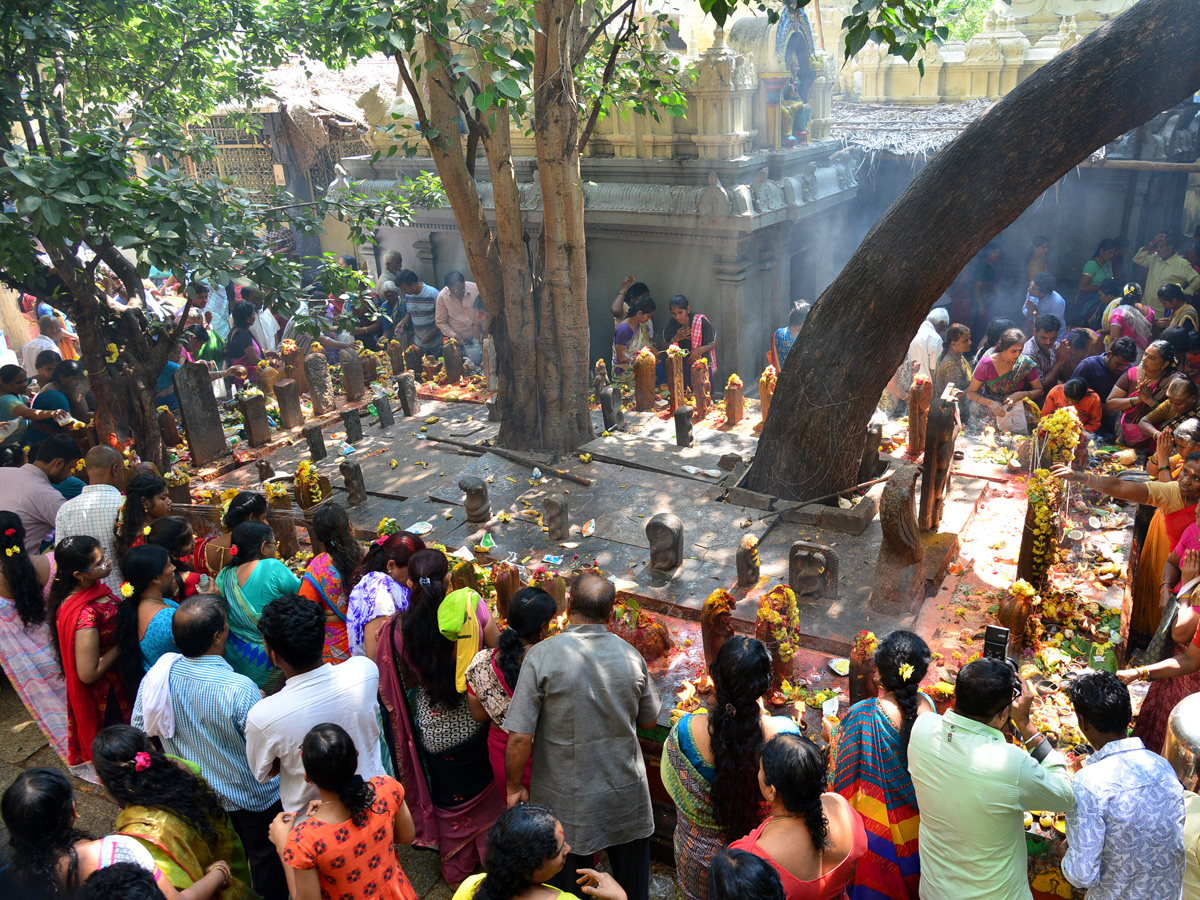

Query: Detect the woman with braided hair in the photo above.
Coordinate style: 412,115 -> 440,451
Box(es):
831,631 -> 934,900
298,502 -> 364,664
0,512 -> 75,771
114,474 -> 172,559
732,733 -> 867,900
272,723 -> 419,900
662,636 -> 800,900
92,725 -> 246,900
196,492 -> 270,577
466,586 -> 557,796
1,766 -> 229,900
451,805 -> 626,900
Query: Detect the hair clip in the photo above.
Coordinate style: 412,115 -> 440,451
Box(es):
376,536 -> 389,546
418,576 -> 432,587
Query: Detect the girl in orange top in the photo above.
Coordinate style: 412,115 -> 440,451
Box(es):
272,723 -> 419,900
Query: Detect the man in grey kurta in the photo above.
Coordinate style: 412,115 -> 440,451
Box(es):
504,573 -> 662,900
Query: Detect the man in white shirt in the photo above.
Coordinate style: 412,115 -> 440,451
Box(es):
1022,272 -> 1066,324
245,594 -> 387,814
434,271 -> 485,365
54,445 -> 126,594
242,286 -> 280,353
884,308 -> 947,409
20,316 -> 62,378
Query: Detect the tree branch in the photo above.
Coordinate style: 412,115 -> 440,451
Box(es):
51,53 -> 70,142
576,0 -> 635,65
577,2 -> 637,154
394,53 -> 430,131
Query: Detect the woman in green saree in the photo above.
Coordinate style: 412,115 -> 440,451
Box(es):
965,327 -> 1045,426
93,725 -> 256,900
216,522 -> 300,691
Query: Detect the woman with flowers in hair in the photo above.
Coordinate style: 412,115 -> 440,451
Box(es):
830,631 -> 935,900
376,548 -> 502,884
197,492 -> 269,577
0,511 -> 76,773
298,503 -> 364,664
216,521 -> 300,690
47,535 -> 128,766
344,529 -> 425,660
114,545 -> 180,698
92,725 -> 249,900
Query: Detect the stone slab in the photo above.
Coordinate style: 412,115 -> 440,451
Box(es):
175,362 -> 229,467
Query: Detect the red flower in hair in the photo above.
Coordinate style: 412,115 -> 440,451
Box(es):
230,545 -> 239,555
3,529 -> 14,537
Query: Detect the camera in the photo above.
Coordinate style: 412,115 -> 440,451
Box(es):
983,625 -> 1022,700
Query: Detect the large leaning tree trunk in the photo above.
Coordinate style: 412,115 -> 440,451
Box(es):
746,0 -> 1200,502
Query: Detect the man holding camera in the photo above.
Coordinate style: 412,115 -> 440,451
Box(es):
909,657 -> 1075,900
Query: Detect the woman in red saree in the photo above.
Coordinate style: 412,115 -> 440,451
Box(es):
47,535 -> 129,766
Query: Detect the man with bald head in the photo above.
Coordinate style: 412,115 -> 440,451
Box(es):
132,594 -> 285,900
54,445 -> 125,593
20,315 -> 62,378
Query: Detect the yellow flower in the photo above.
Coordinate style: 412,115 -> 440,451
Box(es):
4,547 -> 16,557
120,582 -> 134,598
898,663 -> 915,682
143,525 -> 152,536
105,343 -> 119,364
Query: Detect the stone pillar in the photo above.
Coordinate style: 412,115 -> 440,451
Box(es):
693,361 -> 711,420
275,379 -> 304,430
724,375 -> 744,425
341,349 -> 365,402
482,336 -> 498,391
362,354 -> 379,387
544,494 -> 569,541
404,345 -> 424,377
444,339 -> 465,384
271,509 -> 300,561
674,405 -> 694,447
736,533 -> 760,587
238,393 -> 272,448
158,409 -> 183,447
340,460 -> 368,505
633,349 -> 657,411
666,350 -> 685,413
341,408 -> 363,444
305,351 -> 335,416
376,397 -> 395,429
907,376 -> 933,460
302,423 -> 327,461
414,233 -> 437,285
388,340 -> 406,378
713,255 -> 752,378
283,345 -> 308,395
174,362 -> 229,467
256,459 -> 276,481
759,365 -> 777,426
396,372 -> 418,417
258,365 -> 279,399
592,360 -> 610,402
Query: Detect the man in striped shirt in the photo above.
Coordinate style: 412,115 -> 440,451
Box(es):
396,268 -> 443,356
132,595 -> 286,900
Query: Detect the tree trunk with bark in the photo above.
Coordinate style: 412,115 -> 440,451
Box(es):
746,0 -> 1200,501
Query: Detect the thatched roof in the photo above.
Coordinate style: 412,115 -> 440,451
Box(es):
258,56 -> 401,125
831,98 -> 995,158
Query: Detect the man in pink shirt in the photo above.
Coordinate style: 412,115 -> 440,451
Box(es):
435,271 -> 485,365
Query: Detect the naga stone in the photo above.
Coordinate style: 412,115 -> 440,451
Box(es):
157,408 -> 183,447
362,354 -> 379,387
274,379 -> 304,430
674,405 -> 694,447
239,393 -> 272,448
256,459 -> 276,482
665,350 -> 685,413
871,464 -> 925,613
339,459 -> 368,505
272,512 -> 300,561
258,365 -> 279,399
283,346 -> 308,395
600,386 -> 625,432
450,558 -> 482,593
857,421 -> 884,484
304,351 -> 335,417
486,397 -> 500,422
174,362 -> 229,467
396,372 -> 418,417
167,482 -> 191,506
907,375 -> 933,460
341,349 -> 366,402
482,336 -> 498,390
789,540 -> 839,603
444,339 -> 465,384
724,375 -> 744,425
758,365 -> 777,428
693,360 -> 711,420
388,340 -> 406,379
404,344 -> 424,378
543,493 -> 569,541
491,560 -> 523,620
375,396 -> 395,429
340,408 -> 363,444
593,359 -> 610,402
700,589 -> 736,687
633,348 -> 657,411
736,533 -> 760,587
459,476 -> 491,523
645,512 -> 684,572
302,423 -> 327,461
920,393 -> 960,532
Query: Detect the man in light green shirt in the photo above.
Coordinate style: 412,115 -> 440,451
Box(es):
909,657 -> 1076,900
1134,230 -> 1200,315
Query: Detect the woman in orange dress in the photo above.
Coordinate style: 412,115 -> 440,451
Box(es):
272,723 -> 419,900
